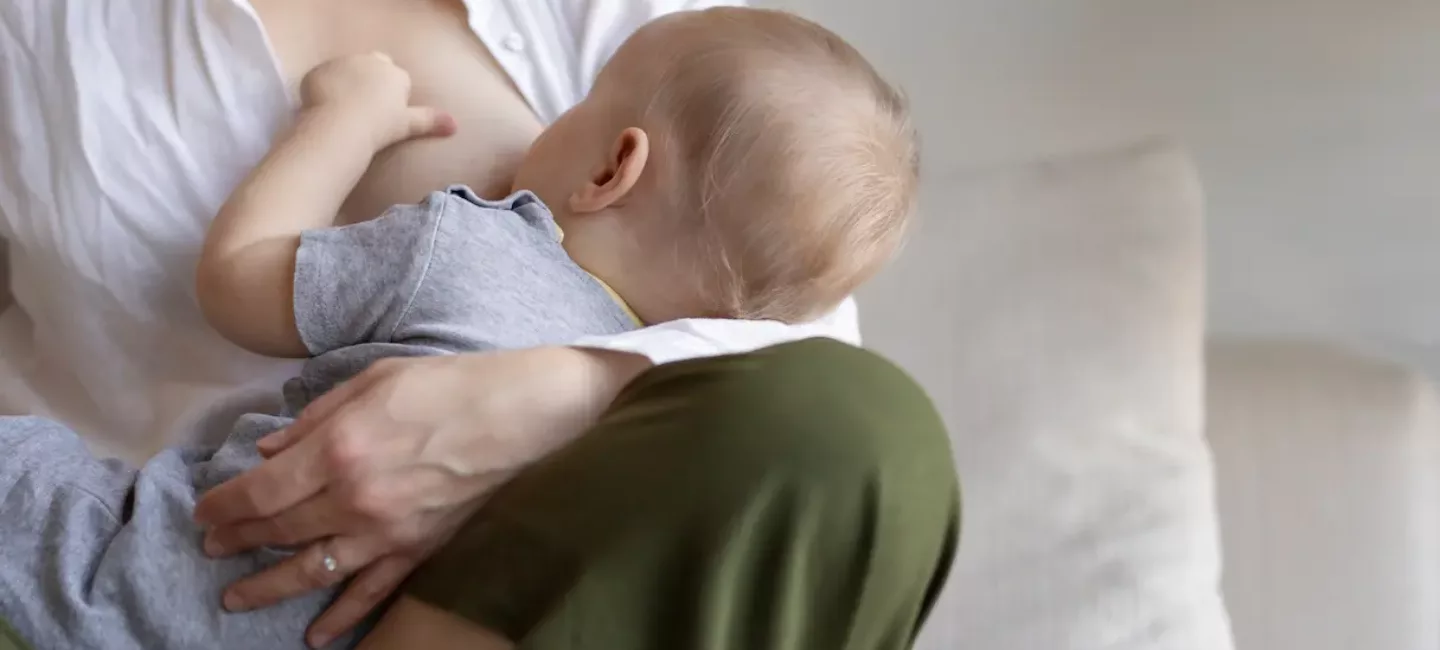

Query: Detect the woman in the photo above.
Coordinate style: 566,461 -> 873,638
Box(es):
0,1 -> 958,648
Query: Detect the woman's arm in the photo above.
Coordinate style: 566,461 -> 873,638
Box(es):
196,53 -> 453,358
195,345 -> 651,647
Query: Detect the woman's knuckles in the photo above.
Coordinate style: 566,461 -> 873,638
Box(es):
322,422 -> 374,479
347,483 -> 402,523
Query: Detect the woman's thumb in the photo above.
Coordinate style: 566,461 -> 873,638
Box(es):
406,107 -> 458,140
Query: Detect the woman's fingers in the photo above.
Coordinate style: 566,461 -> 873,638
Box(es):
202,491 -> 348,557
194,430 -> 331,526
221,535 -> 387,613
258,372 -> 377,458
305,555 -> 419,648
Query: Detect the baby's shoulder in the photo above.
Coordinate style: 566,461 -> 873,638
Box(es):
425,186 -> 561,246
410,186 -> 580,292
391,187 -> 635,349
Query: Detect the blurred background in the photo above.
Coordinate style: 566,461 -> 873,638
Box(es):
764,0 -> 1440,377
746,2 -> 1440,649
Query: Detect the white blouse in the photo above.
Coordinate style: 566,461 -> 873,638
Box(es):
0,0 -> 858,462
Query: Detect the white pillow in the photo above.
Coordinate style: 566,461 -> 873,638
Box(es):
859,140 -> 1233,650
1208,338 -> 1440,650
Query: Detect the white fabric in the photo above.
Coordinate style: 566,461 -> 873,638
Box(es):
858,140 -> 1233,650
0,0 -> 856,462
1206,338 -> 1440,650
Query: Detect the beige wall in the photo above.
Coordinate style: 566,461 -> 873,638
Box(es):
765,0 -> 1440,376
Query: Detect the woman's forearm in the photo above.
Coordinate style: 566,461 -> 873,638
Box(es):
540,346 -> 654,430
196,107 -> 379,357
447,347 -> 654,473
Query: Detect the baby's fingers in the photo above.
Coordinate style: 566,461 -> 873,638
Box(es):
405,106 -> 457,141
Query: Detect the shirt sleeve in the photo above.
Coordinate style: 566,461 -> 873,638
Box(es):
291,201 -> 439,355
570,297 -> 862,365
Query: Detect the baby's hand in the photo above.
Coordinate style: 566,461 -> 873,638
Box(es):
300,52 -> 456,149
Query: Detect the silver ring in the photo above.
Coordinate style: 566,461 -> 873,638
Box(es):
321,553 -> 339,573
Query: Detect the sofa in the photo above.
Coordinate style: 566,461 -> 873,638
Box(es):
857,139 -> 1440,650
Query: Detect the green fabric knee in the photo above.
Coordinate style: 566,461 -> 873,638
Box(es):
407,338 -> 960,650
0,615 -> 29,650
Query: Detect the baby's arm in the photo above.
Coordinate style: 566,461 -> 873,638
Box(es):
196,53 -> 454,357
197,109 -> 382,357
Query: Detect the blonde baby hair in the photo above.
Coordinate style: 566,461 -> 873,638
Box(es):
639,8 -> 919,322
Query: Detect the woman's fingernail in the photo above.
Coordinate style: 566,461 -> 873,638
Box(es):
223,591 -> 244,612
204,535 -> 223,557
307,632 -> 332,648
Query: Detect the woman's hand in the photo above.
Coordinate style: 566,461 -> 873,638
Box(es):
192,346 -> 651,648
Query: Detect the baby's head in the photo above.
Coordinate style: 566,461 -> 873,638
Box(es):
513,8 -> 918,323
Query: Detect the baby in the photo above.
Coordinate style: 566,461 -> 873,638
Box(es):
0,8 -> 917,650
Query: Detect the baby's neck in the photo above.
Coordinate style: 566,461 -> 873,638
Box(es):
555,217 -> 685,325
553,217 -> 639,321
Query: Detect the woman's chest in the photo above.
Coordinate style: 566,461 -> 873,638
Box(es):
253,0 -> 546,217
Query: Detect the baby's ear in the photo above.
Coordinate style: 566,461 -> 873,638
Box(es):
569,127 -> 650,214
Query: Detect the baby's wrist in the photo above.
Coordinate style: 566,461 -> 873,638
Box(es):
296,102 -> 394,151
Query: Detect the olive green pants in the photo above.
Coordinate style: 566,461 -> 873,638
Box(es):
0,617 -> 22,650
0,339 -> 959,650
407,338 -> 961,650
